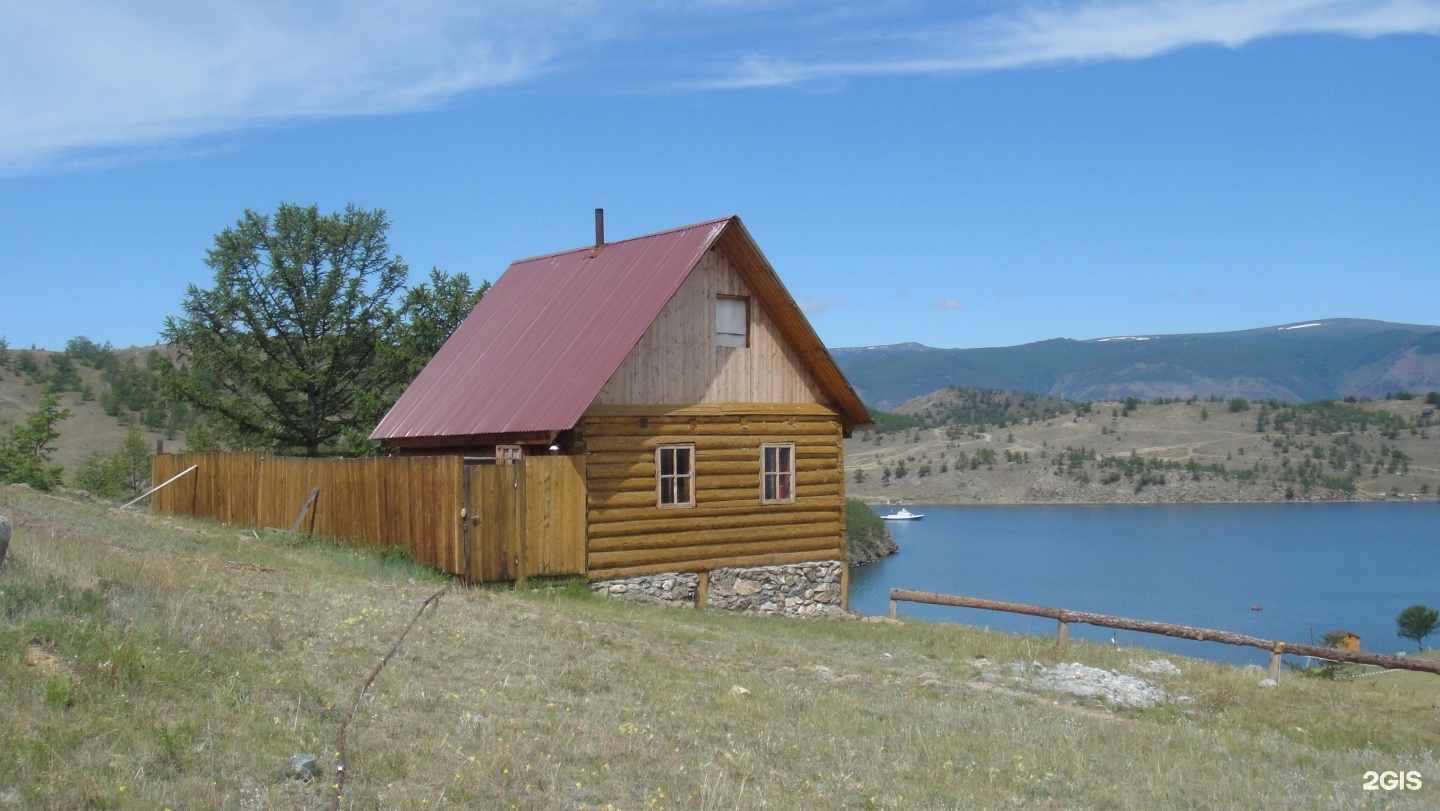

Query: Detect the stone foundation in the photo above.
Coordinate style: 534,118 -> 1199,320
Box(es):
592,561 -> 847,617
590,573 -> 698,607
707,561 -> 846,617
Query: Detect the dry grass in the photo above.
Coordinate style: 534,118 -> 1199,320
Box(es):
2,485 -> 1438,809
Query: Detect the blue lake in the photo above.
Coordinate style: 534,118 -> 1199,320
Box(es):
849,503 -> 1440,668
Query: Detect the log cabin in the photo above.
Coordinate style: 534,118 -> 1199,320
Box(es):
370,214 -> 871,611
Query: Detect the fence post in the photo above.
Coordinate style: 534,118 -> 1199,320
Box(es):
1269,645 -> 1284,684
1056,619 -> 1068,651
888,598 -> 897,619
461,464 -> 473,582
515,457 -> 528,586
290,487 -> 320,533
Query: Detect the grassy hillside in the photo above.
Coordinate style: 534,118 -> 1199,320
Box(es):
3,487 -> 1439,809
848,389 -> 1440,504
0,344 -> 185,483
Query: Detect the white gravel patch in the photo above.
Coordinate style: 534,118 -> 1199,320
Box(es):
1131,658 -> 1183,676
1025,662 -> 1169,708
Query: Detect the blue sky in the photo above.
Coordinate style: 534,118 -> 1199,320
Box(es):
2,0 -> 1438,352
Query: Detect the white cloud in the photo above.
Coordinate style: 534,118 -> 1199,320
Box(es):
0,0 -> 577,174
799,295 -> 845,315
934,298 -> 966,311
710,0 -> 1440,88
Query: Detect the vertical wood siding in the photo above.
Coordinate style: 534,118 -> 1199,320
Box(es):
580,406 -> 846,581
152,452 -> 261,525
592,250 -> 831,407
462,456 -> 586,582
151,453 -> 586,582
522,455 -> 588,577
151,453 -> 465,574
470,463 -> 519,582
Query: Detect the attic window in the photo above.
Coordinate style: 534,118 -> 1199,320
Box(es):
716,296 -> 749,348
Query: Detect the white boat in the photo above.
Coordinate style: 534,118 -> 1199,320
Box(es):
882,507 -> 924,521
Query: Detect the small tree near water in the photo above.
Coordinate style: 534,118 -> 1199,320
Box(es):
1396,604 -> 1439,651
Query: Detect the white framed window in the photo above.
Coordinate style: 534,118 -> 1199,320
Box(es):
760,442 -> 795,504
716,296 -> 749,348
656,444 -> 696,508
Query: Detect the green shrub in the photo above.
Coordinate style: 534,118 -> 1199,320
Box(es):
72,427 -> 152,499
0,385 -> 69,490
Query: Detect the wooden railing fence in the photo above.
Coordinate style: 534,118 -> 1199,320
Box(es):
151,453 -> 587,582
889,588 -> 1440,684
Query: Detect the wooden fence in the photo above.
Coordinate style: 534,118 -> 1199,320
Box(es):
889,588 -> 1440,684
462,456 -> 587,582
151,453 -> 585,582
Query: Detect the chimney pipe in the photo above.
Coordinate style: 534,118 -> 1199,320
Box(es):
594,208 -> 604,248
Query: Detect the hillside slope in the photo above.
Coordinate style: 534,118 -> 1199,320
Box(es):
0,345 -> 184,479
835,319 -> 1440,409
847,391 -> 1440,505
2,487 -> 1437,809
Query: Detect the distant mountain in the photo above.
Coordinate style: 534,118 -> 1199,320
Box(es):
833,319 -> 1440,409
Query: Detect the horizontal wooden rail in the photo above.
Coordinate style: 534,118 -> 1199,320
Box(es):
889,588 -> 1440,682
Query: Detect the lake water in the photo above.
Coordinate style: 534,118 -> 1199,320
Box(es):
849,503 -> 1440,668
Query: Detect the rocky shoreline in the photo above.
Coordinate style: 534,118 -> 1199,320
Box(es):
846,521 -> 898,566
843,496 -> 900,565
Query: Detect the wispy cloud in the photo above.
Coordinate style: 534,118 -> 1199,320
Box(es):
935,298 -> 966,312
5,1 -> 1438,174
0,0 -> 578,174
710,0 -> 1440,88
799,295 -> 845,315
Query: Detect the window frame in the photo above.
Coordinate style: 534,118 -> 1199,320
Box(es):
655,443 -> 697,509
715,295 -> 750,348
759,442 -> 796,505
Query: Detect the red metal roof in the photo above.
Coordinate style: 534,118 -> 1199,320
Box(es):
371,217 -> 730,442
371,215 -> 871,445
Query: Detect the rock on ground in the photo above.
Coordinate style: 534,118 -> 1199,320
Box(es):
288,754 -> 319,781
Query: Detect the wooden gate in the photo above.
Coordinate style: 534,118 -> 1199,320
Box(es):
464,455 -> 587,583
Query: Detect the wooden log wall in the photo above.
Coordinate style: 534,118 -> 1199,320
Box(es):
151,453 -> 465,574
580,406 -> 846,581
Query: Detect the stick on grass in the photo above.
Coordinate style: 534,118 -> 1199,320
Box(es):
331,584 -> 450,809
